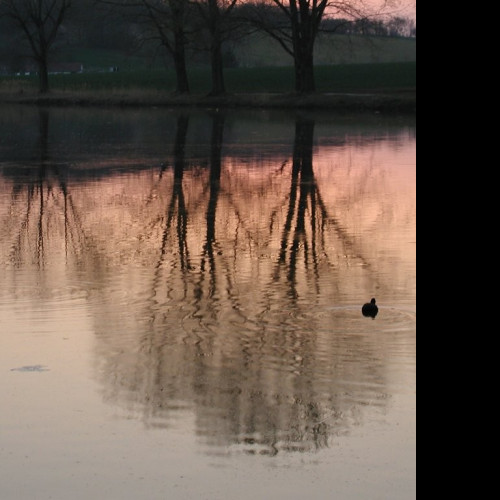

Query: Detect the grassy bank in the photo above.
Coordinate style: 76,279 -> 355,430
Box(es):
55,34 -> 416,71
0,62 -> 416,112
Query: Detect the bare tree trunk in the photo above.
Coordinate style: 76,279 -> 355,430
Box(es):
251,0 -> 331,94
294,47 -> 315,94
207,0 -> 226,96
38,58 -> 50,94
0,0 -> 72,94
289,0 -> 322,94
173,29 -> 190,93
194,0 -> 238,96
210,30 -> 226,96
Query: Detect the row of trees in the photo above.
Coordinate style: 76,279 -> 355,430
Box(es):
0,0 -> 415,95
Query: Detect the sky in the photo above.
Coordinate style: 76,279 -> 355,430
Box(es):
382,0 -> 416,19
324,1 -> 416,22
360,0 -> 417,19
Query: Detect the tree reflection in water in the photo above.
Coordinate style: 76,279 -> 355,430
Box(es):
134,112 -> 369,455
0,108 -> 416,457
2,109 -> 105,282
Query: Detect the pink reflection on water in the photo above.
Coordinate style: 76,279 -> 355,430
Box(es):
0,111 -> 415,500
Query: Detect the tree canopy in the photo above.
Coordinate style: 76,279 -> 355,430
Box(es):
0,0 -> 72,93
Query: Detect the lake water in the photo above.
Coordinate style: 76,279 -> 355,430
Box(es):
0,106 -> 416,500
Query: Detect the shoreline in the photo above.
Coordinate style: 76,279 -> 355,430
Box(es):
0,89 -> 416,113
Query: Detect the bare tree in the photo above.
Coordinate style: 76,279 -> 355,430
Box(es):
192,0 -> 239,96
97,0 -> 241,96
250,1 -> 394,94
0,0 -> 72,93
146,0 -> 191,93
98,0 -> 192,94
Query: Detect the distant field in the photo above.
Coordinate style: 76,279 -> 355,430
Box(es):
37,33 -> 415,72
52,34 -> 415,70
235,33 -> 416,67
54,47 -> 166,73
0,33 -> 415,96
0,61 -> 416,95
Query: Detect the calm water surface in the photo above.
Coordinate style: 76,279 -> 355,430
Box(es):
0,106 -> 416,500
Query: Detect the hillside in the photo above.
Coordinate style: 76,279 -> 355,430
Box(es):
52,34 -> 416,73
234,33 -> 416,67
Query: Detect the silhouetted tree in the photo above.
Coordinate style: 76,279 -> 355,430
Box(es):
148,0 -> 191,93
0,0 -> 72,93
98,0 -> 192,93
193,0 -> 239,96
250,0 -> 392,94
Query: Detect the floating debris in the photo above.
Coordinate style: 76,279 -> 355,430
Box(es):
10,365 -> 50,372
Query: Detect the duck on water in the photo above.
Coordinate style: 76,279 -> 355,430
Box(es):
362,298 -> 379,318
